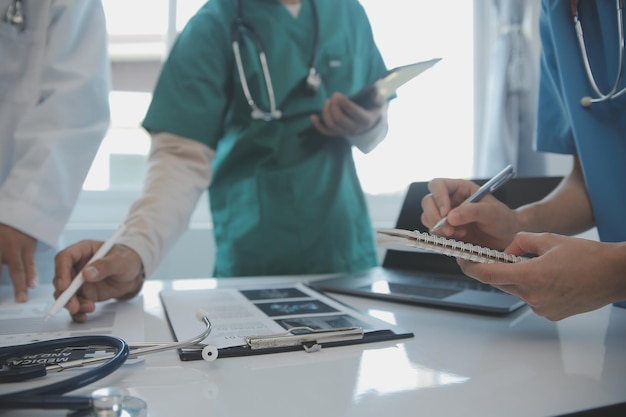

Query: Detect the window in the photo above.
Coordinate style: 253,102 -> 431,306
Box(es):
83,0 -> 474,195
66,0 -> 478,278
356,1 -> 474,194
82,0 -> 205,192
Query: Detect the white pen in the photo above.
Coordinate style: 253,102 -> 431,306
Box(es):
431,165 -> 516,232
44,224 -> 127,321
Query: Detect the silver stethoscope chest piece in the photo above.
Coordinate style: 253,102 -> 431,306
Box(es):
572,0 -> 626,107
74,387 -> 147,417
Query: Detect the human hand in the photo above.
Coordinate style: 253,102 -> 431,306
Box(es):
421,178 -> 520,250
0,224 -> 38,302
53,241 -> 144,323
459,232 -> 626,321
310,92 -> 385,137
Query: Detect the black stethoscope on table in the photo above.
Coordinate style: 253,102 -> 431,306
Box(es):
571,0 -> 626,107
0,313 -> 216,414
231,0 -> 320,121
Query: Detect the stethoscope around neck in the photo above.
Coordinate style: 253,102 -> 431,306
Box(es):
231,0 -> 320,121
571,0 -> 626,107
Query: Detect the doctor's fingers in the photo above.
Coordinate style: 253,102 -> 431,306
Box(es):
320,100 -> 359,136
458,261 -> 512,292
332,93 -> 384,133
421,193 -> 447,231
427,178 -> 479,214
444,196 -> 509,230
56,244 -> 143,323
71,244 -> 141,286
0,236 -> 37,303
334,93 -> 381,127
461,259 -> 573,322
458,257 -> 537,289
8,249 -> 37,303
504,232 -> 559,257
54,240 -> 104,294
78,245 -> 144,299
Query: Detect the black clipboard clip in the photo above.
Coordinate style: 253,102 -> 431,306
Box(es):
246,326 -> 364,353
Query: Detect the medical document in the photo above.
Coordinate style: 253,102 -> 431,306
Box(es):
0,284 -> 145,347
161,283 -> 412,359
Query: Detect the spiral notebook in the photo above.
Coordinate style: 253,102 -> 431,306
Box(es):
309,176 -> 563,315
375,229 -> 528,264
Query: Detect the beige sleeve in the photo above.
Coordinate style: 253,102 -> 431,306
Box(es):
345,102 -> 389,154
116,133 -> 215,278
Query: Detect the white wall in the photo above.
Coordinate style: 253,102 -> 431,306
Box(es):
473,0 -> 571,178
62,0 -> 573,280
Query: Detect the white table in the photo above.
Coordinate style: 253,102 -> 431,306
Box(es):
3,276 -> 626,416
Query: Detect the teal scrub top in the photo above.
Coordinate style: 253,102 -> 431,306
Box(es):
143,0 -> 388,277
536,0 -> 626,243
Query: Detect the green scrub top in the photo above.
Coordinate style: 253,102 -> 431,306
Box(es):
143,0 -> 388,277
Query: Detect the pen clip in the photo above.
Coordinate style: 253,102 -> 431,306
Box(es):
488,169 -> 515,192
245,326 -> 364,352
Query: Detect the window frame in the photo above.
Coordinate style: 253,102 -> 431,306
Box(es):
65,0 -> 494,279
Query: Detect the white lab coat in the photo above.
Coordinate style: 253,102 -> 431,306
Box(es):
0,0 -> 110,283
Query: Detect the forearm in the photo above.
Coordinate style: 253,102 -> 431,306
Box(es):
116,133 -> 214,278
604,242 -> 626,304
516,157 -> 594,235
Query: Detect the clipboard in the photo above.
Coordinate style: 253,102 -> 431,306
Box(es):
160,283 -> 413,361
349,57 -> 442,109
299,57 -> 441,135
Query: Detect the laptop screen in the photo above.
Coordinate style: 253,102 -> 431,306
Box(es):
382,176 -> 563,275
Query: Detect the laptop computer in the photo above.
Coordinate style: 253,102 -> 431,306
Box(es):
309,176 -> 563,315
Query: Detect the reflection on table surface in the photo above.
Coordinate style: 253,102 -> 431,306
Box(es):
3,277 -> 626,417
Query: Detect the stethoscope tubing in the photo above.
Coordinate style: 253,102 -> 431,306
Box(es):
0,314 -> 214,410
231,0 -> 319,120
572,0 -> 626,106
0,335 -> 129,410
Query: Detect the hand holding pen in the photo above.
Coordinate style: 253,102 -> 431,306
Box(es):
48,225 -> 145,323
429,165 -> 516,233
45,224 -> 126,320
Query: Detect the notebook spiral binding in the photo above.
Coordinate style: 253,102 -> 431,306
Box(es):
375,228 -> 528,264
412,231 -> 526,264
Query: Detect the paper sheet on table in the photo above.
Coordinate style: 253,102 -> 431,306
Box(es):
0,284 -> 144,346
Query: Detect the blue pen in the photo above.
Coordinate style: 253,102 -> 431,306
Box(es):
431,164 -> 516,232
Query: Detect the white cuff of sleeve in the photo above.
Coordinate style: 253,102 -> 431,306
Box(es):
116,132 -> 214,278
